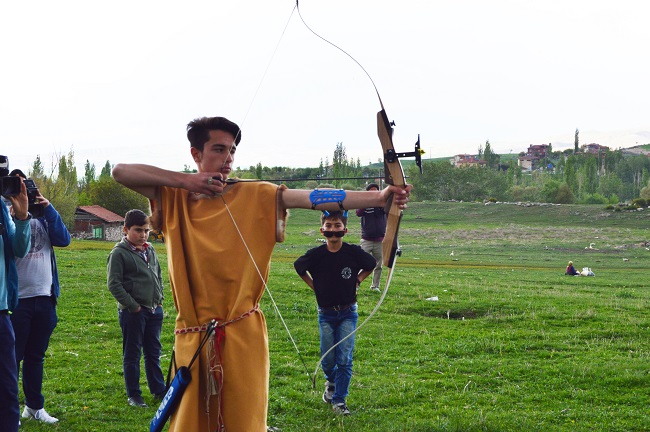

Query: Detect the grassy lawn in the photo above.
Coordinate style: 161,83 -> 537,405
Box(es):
17,202 -> 650,431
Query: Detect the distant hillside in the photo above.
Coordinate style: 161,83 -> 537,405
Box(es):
622,144 -> 650,156
364,144 -> 650,169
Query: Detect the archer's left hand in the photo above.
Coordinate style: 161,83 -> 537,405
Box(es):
381,184 -> 412,209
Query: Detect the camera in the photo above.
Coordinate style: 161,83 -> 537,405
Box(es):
23,178 -> 44,218
0,155 -> 21,197
0,156 -> 44,218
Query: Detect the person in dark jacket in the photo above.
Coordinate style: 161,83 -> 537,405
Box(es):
565,261 -> 580,276
355,183 -> 387,291
9,170 -> 70,424
107,209 -> 166,408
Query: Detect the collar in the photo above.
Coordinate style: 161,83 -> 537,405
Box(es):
125,237 -> 149,252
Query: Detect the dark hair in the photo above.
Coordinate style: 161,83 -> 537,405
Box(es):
366,183 -> 379,191
124,209 -> 149,228
9,169 -> 26,179
186,116 -> 241,151
321,210 -> 348,227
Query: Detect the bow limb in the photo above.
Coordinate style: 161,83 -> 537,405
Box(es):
377,104 -> 405,269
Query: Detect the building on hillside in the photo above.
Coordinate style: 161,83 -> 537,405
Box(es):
527,144 -> 550,159
517,143 -> 552,172
583,143 -> 609,154
74,205 -> 124,241
518,155 -> 539,172
450,154 -> 485,168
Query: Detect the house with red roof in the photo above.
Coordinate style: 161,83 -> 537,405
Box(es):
74,205 -> 124,241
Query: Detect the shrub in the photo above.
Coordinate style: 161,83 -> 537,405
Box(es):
582,193 -> 609,205
631,198 -> 648,208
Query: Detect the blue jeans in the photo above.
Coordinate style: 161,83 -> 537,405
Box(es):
118,306 -> 166,398
11,295 -> 58,410
318,304 -> 358,405
0,313 -> 19,432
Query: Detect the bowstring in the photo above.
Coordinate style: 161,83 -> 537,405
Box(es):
294,0 -> 400,387
295,0 -> 384,109
220,0 -> 401,385
220,196 -> 311,378
217,3 -> 312,378
234,4 -> 297,142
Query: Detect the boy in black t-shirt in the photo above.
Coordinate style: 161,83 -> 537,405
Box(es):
294,210 -> 376,415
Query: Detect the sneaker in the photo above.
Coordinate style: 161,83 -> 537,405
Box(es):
127,395 -> 148,407
332,402 -> 351,415
322,381 -> 335,404
370,286 -> 380,292
22,406 -> 59,424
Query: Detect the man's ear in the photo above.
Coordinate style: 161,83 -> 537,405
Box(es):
190,147 -> 202,163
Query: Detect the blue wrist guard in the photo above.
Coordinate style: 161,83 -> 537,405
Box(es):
309,189 -> 346,210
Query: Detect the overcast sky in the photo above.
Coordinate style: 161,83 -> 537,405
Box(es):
2,0 -> 649,176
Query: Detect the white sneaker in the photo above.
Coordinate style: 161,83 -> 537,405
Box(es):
22,406 -> 59,424
332,402 -> 351,415
322,381 -> 335,404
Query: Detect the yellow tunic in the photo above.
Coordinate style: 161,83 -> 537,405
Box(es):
155,182 -> 286,432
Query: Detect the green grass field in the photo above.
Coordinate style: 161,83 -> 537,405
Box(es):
17,202 -> 650,431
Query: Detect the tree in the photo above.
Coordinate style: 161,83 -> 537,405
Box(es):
332,142 -> 348,180
100,161 -> 112,180
30,155 -> 45,180
88,177 -> 149,217
640,179 -> 650,200
598,172 -> 624,202
555,182 -> 575,204
574,128 -> 579,153
81,159 -> 96,191
540,179 -> 561,202
582,155 -> 598,195
483,140 -> 500,169
564,156 -> 578,193
33,150 -> 79,229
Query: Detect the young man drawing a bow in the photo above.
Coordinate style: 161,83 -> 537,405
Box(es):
112,116 -> 411,432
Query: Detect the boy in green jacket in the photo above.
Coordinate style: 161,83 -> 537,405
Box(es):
107,209 -> 166,408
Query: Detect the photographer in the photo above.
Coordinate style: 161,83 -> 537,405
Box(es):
0,172 -> 31,432
9,169 -> 70,424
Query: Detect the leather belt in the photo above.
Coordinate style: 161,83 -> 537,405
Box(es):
320,303 -> 355,312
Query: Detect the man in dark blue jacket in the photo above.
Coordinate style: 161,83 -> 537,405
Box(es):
355,183 -> 387,291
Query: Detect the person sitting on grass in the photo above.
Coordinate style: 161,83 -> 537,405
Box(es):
294,210 -> 376,416
565,261 -> 580,276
